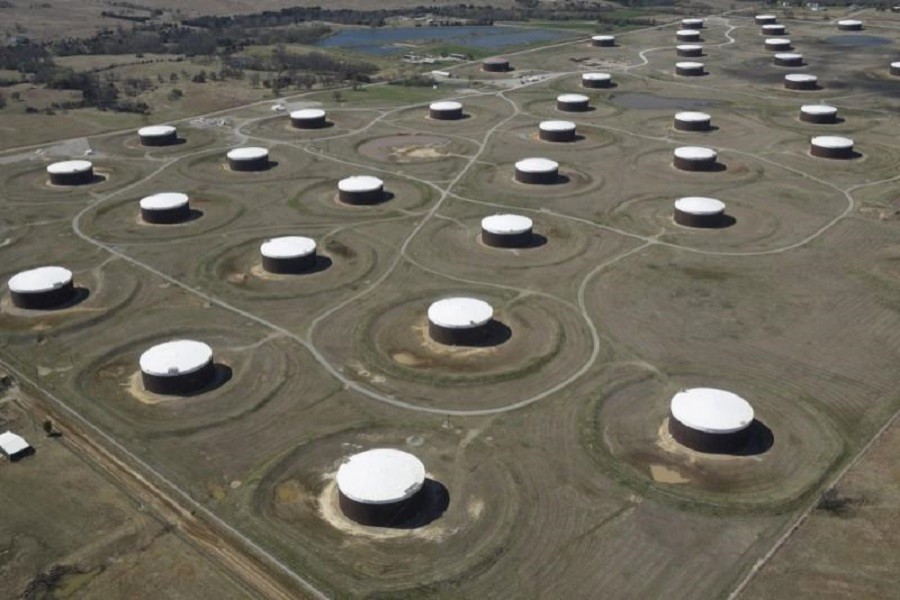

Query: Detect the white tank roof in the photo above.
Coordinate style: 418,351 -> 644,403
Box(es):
557,93 -> 589,103
260,235 -> 316,259
290,108 -> 326,119
515,157 -> 559,173
670,387 -> 754,434
762,23 -> 785,30
484,56 -> 509,63
674,146 -> 717,160
227,147 -> 268,161
482,214 -> 533,235
892,61 -> 900,69
682,18 -> 704,25
786,73 -> 817,83
676,61 -> 705,69
675,111 -> 711,122
430,101 -> 462,111
8,266 -> 73,294
47,160 -> 92,175
592,35 -> 615,41
756,14 -> 776,19
582,72 -> 611,81
336,448 -> 426,504
338,175 -> 384,193
140,192 -> 189,211
765,38 -> 791,45
838,19 -> 862,26
428,297 -> 493,329
775,52 -> 802,60
676,29 -> 699,36
138,125 -> 176,137
539,120 -> 576,132
801,104 -> 837,115
139,340 -> 213,377
812,135 -> 853,149
675,196 -> 725,215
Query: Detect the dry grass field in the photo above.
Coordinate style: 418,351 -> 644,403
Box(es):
1,7 -> 899,598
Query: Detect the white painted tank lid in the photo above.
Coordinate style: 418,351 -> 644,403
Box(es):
675,111 -> 711,122
227,147 -> 268,160
260,236 -> 316,259
47,160 -> 92,174
290,108 -> 326,119
592,35 -> 615,41
675,196 -> 725,215
482,214 -> 533,235
674,146 -> 717,160
811,136 -> 853,149
336,448 -> 426,504
338,175 -> 384,192
557,93 -> 590,103
428,297 -> 493,329
138,125 -> 176,137
801,104 -> 837,115
582,72 -> 611,80
838,19 -> 862,26
515,157 -> 559,173
539,120 -> 576,132
430,101 -> 462,111
140,340 -> 213,377
775,52 -> 802,60
140,192 -> 189,211
786,73 -> 817,82
671,387 -> 754,434
8,266 -> 73,294
676,61 -> 705,69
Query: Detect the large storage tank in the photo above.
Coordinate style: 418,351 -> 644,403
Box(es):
336,449 -> 429,527
668,388 -> 755,454
139,340 -> 216,395
427,297 -> 494,346
7,266 -> 75,309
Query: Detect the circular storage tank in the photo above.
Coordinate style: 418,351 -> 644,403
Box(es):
481,214 -> 534,248
676,29 -> 701,42
138,125 -> 177,146
676,61 -> 705,76
890,61 -> 900,76
674,197 -> 727,228
227,147 -> 269,171
681,18 -> 704,29
336,448 -> 427,527
761,23 -> 787,35
774,52 -> 803,67
429,101 -> 463,120
290,108 -> 327,129
47,160 -> 94,186
482,57 -> 510,72
668,388 -> 755,453
514,158 -> 559,184
7,266 -> 75,310
260,236 -> 317,274
755,14 -> 778,25
139,339 -> 215,395
539,120 -> 576,142
140,192 -> 191,224
674,111 -> 712,132
785,73 -> 818,90
677,44 -> 703,57
800,104 -> 838,123
673,146 -> 718,171
427,297 -> 494,346
591,34 -> 616,47
557,93 -> 590,112
765,38 -> 792,51
810,136 -> 855,159
338,175 -> 385,205
582,72 -> 613,89
837,19 -> 863,31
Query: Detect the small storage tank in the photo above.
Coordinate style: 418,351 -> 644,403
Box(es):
482,57 -> 510,72
761,24 -> 787,35
774,52 -> 803,67
674,111 -> 712,132
481,214 -> 534,248
138,125 -> 178,146
47,160 -> 94,185
427,297 -> 495,346
668,388 -> 755,454
556,93 -> 591,112
837,19 -> 863,31
227,147 -> 270,171
755,15 -> 778,25
336,449 -> 429,527
810,136 -> 855,159
260,236 -> 318,274
514,158 -> 559,184
675,61 -> 705,76
673,146 -> 718,171
591,35 -> 616,47
764,38 -> 792,51
890,61 -> 900,76
7,266 -> 75,310
800,104 -> 838,124
681,18 -> 704,30
676,29 -> 702,43
676,44 -> 703,57
581,72 -> 613,89
784,73 -> 818,90
429,101 -> 464,120
674,197 -> 727,228
139,340 -> 216,395
338,175 -> 385,205
538,120 -> 577,142
140,192 -> 191,224
290,109 -> 327,129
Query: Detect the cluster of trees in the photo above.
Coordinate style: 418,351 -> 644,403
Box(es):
227,47 -> 376,88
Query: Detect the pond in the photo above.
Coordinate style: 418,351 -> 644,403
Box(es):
316,25 -> 570,56
824,35 -> 892,47
610,93 -> 718,110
